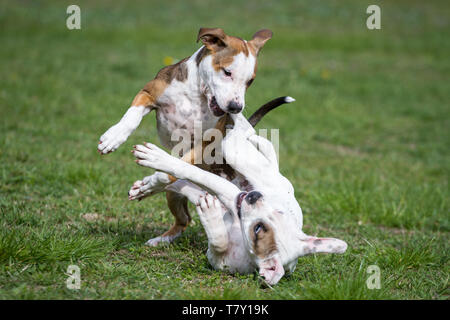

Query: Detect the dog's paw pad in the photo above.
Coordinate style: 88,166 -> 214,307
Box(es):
196,194 -> 222,217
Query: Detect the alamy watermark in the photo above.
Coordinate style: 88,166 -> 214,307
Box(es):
366,5 -> 381,30
366,265 -> 381,289
66,264 -> 81,290
66,5 -> 81,30
66,5 -> 381,31
169,121 -> 280,165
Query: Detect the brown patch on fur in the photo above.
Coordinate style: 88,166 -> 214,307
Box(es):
227,36 -> 249,56
195,46 -> 210,66
155,58 -> 189,83
197,28 -> 250,71
132,58 -> 189,108
197,27 -> 229,54
211,37 -> 249,71
132,78 -> 168,108
248,29 -> 273,56
162,190 -> 191,238
210,163 -> 236,181
250,221 -> 277,258
247,41 -> 258,57
131,90 -> 155,107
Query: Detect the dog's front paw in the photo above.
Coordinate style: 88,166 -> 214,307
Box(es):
98,124 -> 130,154
132,142 -> 174,172
128,172 -> 172,200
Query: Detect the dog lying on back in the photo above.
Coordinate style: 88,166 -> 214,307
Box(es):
131,113 -> 348,285
98,28 -> 274,245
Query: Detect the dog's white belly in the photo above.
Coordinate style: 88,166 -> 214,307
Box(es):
155,82 -> 218,149
208,220 -> 256,274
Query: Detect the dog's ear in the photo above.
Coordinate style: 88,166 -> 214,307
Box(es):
197,27 -> 228,51
258,256 -> 285,285
295,234 -> 347,257
249,29 -> 273,55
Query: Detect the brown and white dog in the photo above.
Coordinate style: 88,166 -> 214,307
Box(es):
98,28 -> 273,245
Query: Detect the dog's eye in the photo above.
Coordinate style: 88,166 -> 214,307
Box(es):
222,68 -> 232,77
254,223 -> 263,235
247,79 -> 254,87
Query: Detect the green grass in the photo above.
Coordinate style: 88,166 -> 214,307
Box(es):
0,0 -> 449,299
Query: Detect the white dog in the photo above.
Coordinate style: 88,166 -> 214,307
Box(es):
132,113 -> 347,285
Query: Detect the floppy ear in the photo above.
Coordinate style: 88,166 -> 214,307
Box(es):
197,27 -> 228,51
296,234 -> 347,257
249,29 -> 273,55
258,256 -> 285,285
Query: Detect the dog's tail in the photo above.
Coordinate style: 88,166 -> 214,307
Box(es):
247,96 -> 295,127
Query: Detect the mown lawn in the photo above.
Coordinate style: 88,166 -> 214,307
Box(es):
0,0 -> 448,299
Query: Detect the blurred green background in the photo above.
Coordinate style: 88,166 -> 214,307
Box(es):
0,0 -> 448,299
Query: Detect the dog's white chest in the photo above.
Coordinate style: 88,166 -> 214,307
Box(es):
155,80 -> 218,149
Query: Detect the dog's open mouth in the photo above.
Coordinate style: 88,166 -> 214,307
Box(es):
209,96 -> 225,117
236,192 -> 247,218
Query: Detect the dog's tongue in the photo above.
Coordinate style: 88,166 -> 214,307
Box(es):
210,97 -> 225,117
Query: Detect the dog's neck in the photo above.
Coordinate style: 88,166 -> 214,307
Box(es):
185,46 -> 209,101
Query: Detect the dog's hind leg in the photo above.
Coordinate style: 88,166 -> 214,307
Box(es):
145,190 -> 191,246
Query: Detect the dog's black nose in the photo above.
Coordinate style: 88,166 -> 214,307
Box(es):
245,191 -> 262,205
227,101 -> 243,114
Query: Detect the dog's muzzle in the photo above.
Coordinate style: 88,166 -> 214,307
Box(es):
245,191 -> 263,205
